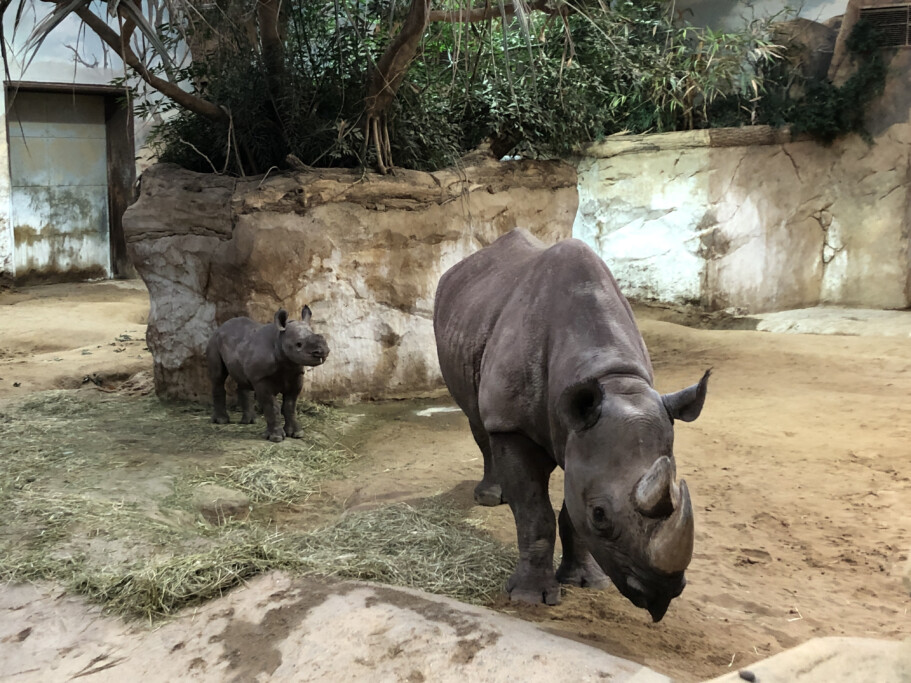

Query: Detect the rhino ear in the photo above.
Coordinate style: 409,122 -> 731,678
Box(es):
559,378 -> 603,432
662,369 -> 711,423
301,305 -> 312,324
274,309 -> 289,332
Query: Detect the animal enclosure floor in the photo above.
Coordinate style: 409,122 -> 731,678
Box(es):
1,281 -> 909,682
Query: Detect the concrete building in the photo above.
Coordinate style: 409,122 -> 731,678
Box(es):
0,12 -> 137,284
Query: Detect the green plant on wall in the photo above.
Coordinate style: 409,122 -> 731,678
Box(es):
722,17 -> 889,142
787,19 -> 887,142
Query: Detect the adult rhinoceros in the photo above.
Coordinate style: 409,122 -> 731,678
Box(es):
433,228 -> 710,622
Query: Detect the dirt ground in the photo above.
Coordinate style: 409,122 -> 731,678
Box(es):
1,281 -> 909,681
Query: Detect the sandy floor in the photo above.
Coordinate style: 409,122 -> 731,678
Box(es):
1,281 -> 909,681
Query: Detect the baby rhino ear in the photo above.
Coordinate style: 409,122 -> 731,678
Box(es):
301,305 -> 312,324
274,309 -> 289,331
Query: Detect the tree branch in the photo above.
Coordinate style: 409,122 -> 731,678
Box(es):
365,0 -> 431,116
74,5 -> 226,123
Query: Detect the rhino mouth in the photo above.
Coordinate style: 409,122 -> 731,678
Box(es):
616,571 -> 686,623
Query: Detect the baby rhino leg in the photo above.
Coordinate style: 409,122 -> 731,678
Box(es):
208,343 -> 230,424
255,384 -> 284,442
282,373 -> 305,439
239,389 -> 256,424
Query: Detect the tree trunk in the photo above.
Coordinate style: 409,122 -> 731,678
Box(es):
364,0 -> 431,173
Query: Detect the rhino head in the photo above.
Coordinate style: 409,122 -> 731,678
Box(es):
558,369 -> 710,622
274,306 -> 330,367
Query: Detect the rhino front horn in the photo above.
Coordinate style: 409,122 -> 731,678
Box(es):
647,480 -> 695,574
634,456 -> 677,517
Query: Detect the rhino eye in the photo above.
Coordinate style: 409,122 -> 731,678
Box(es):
296,342 -> 302,348
592,506 -> 606,523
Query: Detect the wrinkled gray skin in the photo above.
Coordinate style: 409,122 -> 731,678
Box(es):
433,229 -> 710,622
207,307 -> 329,442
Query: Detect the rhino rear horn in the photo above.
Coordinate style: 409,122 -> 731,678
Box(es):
274,309 -> 289,331
559,379 -> 604,432
634,456 -> 677,518
662,369 -> 711,423
647,480 -> 695,574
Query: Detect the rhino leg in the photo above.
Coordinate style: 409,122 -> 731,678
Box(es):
556,503 -> 611,589
238,389 -> 256,424
492,432 -> 560,605
208,347 -> 230,425
469,420 -> 503,506
255,384 -> 284,442
282,374 -> 305,438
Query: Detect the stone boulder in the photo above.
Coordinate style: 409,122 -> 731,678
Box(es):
772,18 -> 837,84
124,159 -> 577,402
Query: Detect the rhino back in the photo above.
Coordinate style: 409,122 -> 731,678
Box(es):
434,229 -> 548,421
435,229 -> 653,459
211,317 -> 270,385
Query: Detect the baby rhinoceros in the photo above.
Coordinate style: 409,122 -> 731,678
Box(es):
207,306 -> 329,442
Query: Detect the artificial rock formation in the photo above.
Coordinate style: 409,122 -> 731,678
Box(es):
575,8 -> 911,315
575,117 -> 911,313
124,159 -> 576,402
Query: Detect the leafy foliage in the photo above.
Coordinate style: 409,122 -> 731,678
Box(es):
145,0 -> 785,174
715,18 -> 889,143
785,19 -> 887,142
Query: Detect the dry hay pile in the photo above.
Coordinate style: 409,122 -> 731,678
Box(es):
0,391 -> 515,621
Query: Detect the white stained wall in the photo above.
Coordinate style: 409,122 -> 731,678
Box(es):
675,0 -> 848,28
0,10 -> 129,280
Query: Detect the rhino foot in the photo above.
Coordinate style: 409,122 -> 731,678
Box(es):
556,557 -> 611,590
473,481 -> 504,507
240,415 -> 256,425
264,428 -> 285,442
212,414 -> 230,425
507,571 -> 561,605
287,429 -> 305,439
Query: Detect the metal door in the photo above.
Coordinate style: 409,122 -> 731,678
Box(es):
8,91 -> 110,279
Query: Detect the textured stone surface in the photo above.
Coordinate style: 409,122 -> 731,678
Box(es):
904,551 -> 911,596
0,573 -> 671,682
575,117 -> 911,313
705,637 -> 911,683
125,160 -> 576,402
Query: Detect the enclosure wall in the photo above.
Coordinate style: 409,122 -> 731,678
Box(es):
574,50 -> 911,313
124,160 -> 577,402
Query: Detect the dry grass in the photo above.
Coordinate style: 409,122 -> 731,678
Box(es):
0,390 -> 515,621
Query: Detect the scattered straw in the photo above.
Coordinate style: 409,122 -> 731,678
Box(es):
0,390 -> 515,622
294,502 -> 516,606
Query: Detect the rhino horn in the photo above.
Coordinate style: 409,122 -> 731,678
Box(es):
647,480 -> 695,574
634,456 -> 677,517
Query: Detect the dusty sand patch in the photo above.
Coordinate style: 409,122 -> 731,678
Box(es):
0,282 -> 909,681
0,281 -> 150,397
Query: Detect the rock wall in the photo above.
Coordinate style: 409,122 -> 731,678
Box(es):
575,120 -> 911,313
575,17 -> 911,314
124,160 -> 576,402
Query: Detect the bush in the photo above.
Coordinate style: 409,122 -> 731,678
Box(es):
139,1 -> 882,174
